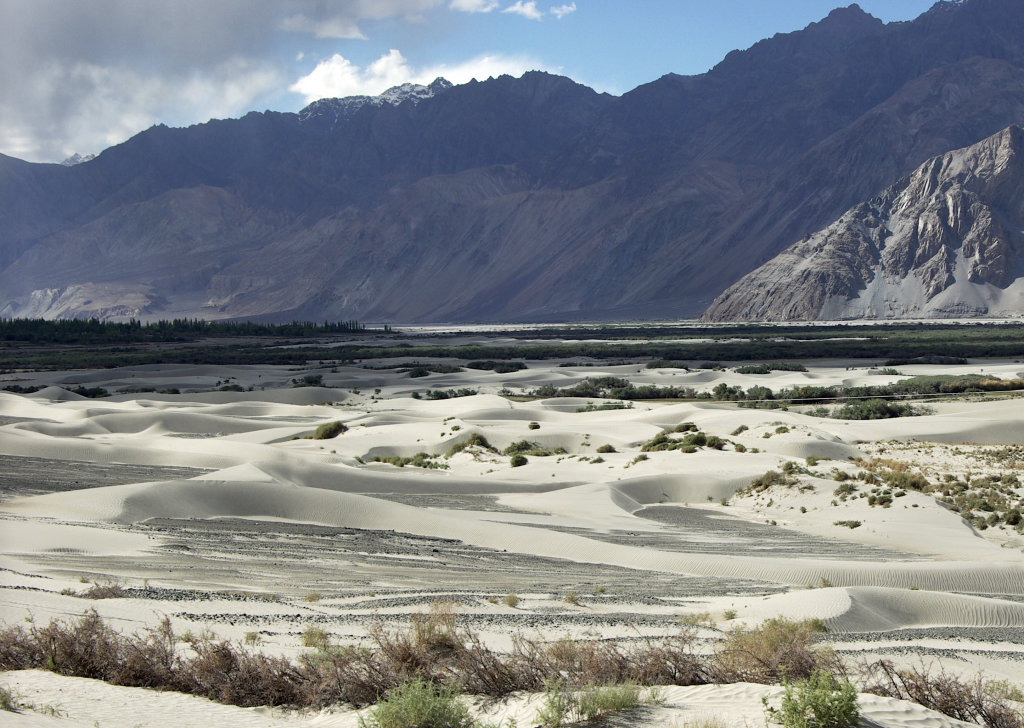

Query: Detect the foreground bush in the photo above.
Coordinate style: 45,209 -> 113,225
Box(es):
2,609 -> 1017,728
537,679 -> 661,727
712,618 -> 836,685
764,670 -> 859,728
362,676 -> 473,728
861,660 -> 1024,728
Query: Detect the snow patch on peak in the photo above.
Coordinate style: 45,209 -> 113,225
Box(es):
60,153 -> 96,166
299,77 -> 452,128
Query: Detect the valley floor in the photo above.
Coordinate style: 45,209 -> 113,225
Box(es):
2,356 -> 1024,727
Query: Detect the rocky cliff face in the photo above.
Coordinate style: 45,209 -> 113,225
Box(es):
701,126 -> 1024,321
5,0 -> 1024,322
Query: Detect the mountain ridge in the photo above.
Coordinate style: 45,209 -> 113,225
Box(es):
4,0 -> 1024,322
701,125 -> 1024,321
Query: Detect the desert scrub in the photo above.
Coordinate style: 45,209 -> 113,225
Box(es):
596,444 -> 617,453
537,679 -> 662,727
501,593 -> 520,608
372,453 -> 449,470
361,676 -> 473,728
860,659 -> 1024,728
712,618 -> 834,685
833,521 -> 861,529
739,470 -> 797,495
510,454 -> 528,467
312,421 -> 347,440
446,433 -> 494,458
81,582 -> 124,599
731,425 -> 749,436
764,670 -> 859,728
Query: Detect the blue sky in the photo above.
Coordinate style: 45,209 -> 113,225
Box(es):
288,1 -> 939,98
0,0 -> 940,162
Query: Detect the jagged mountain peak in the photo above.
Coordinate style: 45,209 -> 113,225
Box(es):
702,125 -> 1024,322
59,152 -> 96,167
298,77 -> 452,128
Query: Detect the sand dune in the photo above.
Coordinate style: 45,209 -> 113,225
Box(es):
7,473 -> 1024,594
4,358 -> 1024,715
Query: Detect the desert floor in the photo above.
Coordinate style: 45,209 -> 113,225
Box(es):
2,352 -> 1024,727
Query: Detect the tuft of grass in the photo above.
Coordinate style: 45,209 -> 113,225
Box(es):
305,592 -> 322,603
1,685 -> 19,712
833,520 -> 861,529
731,425 -> 749,436
244,632 -> 261,646
564,592 -> 581,606
301,626 -> 331,649
596,444 -> 617,453
361,675 -> 473,728
312,421 -> 347,440
510,454 -> 528,467
723,610 -> 737,621
502,593 -> 520,608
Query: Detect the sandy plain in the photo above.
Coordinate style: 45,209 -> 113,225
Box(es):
2,352 -> 1024,727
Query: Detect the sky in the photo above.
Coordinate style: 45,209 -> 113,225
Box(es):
0,0 -> 940,164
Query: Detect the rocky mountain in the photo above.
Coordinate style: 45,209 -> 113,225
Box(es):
59,153 -> 96,167
297,78 -> 453,130
702,126 -> 1024,321
4,0 -> 1024,322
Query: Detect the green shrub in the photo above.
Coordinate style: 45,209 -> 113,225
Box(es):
362,676 -> 473,728
706,436 -> 725,450
832,399 -> 929,420
596,444 -> 617,453
510,454 -> 528,467
765,670 -> 859,728
301,626 -> 330,649
833,521 -> 861,529
537,679 -> 660,728
731,425 -> 749,436
734,443 -> 747,453
0,685 -> 18,712
528,422 -> 540,430
312,421 -> 347,440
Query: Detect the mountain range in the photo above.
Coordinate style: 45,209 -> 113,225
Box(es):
4,0 -> 1024,323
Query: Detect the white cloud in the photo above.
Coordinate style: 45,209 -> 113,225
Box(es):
0,57 -> 282,163
502,1 -> 543,20
290,48 -> 546,103
551,2 -> 576,19
0,0 -> 449,162
296,51 -> 305,62
449,0 -> 499,11
280,13 -> 367,39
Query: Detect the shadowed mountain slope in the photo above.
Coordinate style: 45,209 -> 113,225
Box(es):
4,0 -> 1024,322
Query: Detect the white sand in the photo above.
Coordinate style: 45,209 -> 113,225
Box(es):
3,359 -> 1024,723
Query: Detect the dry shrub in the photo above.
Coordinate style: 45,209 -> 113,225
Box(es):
711,618 -> 837,685
861,659 -> 1024,728
0,610 -> 300,708
81,582 -> 124,599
